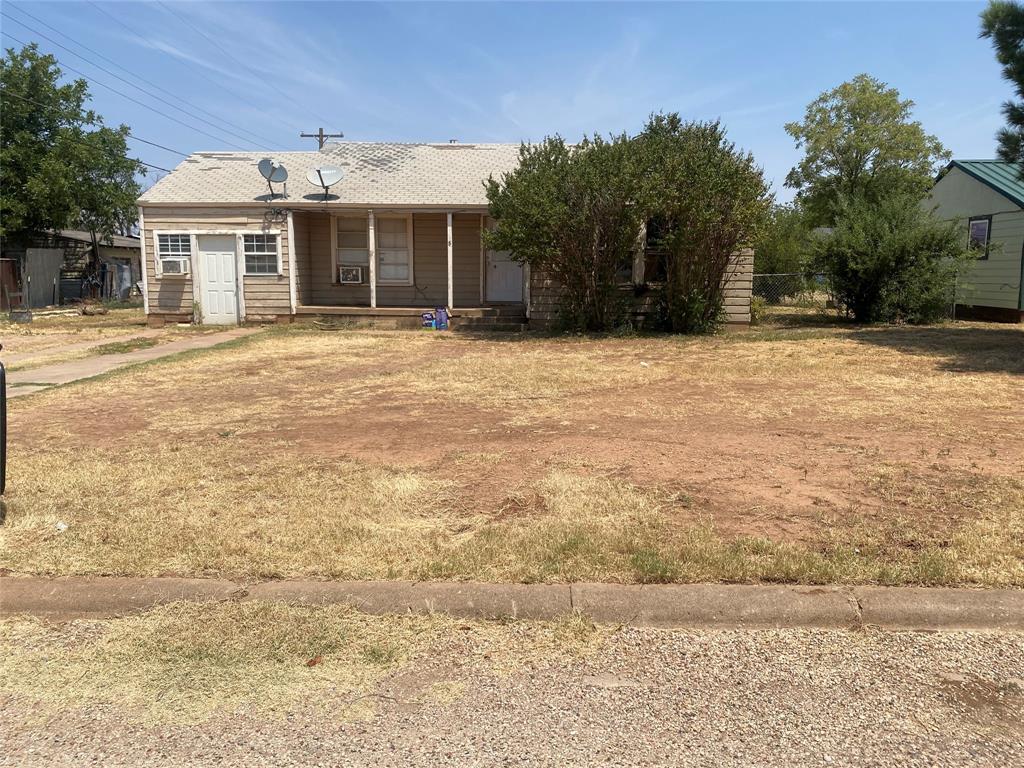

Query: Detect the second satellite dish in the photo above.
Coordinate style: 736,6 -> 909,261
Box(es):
258,157 -> 289,184
306,165 -> 344,196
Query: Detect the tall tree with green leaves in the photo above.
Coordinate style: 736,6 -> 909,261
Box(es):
0,43 -> 143,243
981,0 -> 1024,169
784,74 -> 950,226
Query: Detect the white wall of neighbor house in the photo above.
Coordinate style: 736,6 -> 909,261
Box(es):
928,167 -> 1024,310
139,206 -> 292,322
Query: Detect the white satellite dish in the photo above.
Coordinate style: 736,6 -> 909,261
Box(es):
258,157 -> 288,198
305,165 -> 344,196
258,157 -> 288,183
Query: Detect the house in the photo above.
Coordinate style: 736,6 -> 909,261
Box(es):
0,229 -> 141,309
928,160 -> 1024,323
137,142 -> 753,328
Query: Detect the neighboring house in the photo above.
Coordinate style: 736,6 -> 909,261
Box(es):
0,229 -> 141,309
137,141 -> 753,328
928,160 -> 1024,323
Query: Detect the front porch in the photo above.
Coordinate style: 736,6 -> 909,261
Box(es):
290,209 -> 526,314
294,303 -> 527,331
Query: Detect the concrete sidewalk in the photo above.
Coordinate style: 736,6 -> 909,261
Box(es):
2,575 -> 1021,630
5,327 -> 259,397
3,328 -> 164,368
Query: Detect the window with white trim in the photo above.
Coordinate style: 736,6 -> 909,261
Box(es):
156,234 -> 190,276
968,216 -> 991,260
376,216 -> 412,284
243,233 -> 279,274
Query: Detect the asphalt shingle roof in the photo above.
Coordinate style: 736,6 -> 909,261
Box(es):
138,142 -> 522,207
947,160 -> 1024,208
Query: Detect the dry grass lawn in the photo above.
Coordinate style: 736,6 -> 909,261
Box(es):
1,321 -> 1021,586
0,601 -> 602,723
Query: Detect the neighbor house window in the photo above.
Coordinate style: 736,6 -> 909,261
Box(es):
156,234 -> 190,276
375,216 -> 413,284
968,216 -> 991,259
243,234 -> 279,274
336,216 -> 369,283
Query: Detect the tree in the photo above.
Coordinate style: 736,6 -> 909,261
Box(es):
752,203 -> 813,303
638,115 -> 771,333
981,1 -> 1024,169
785,74 -> 950,226
485,134 -> 644,331
0,43 -> 143,243
809,193 -> 971,324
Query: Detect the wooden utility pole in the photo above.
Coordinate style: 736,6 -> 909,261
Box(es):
300,128 -> 344,149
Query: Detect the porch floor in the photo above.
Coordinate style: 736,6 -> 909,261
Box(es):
295,305 -> 524,318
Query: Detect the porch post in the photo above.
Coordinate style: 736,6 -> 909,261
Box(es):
479,213 -> 485,305
446,211 -> 454,310
367,209 -> 377,309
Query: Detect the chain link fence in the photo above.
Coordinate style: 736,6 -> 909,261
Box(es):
751,273 -> 838,325
752,272 -> 959,325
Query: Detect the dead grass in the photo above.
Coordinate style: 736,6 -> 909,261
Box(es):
2,322 -> 1022,587
0,602 -> 607,723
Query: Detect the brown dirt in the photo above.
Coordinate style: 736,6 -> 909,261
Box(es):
11,324 -> 1022,549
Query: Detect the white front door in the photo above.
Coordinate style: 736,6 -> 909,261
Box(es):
199,235 -> 238,324
486,248 -> 523,303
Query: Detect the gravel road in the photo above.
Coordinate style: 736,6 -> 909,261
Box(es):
3,627 -> 1022,767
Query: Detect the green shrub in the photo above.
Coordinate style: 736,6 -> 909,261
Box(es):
810,194 -> 971,323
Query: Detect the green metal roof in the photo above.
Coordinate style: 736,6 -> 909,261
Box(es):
946,160 -> 1024,208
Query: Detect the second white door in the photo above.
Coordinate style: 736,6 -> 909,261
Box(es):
486,248 -> 523,303
199,235 -> 238,324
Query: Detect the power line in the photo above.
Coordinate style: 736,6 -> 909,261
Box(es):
10,1 -> 283,149
1,89 -> 174,172
1,88 -> 187,158
155,0 -> 338,131
1,10 -> 262,151
1,29 -> 252,150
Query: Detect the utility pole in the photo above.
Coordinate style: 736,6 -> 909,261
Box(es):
300,128 -> 344,149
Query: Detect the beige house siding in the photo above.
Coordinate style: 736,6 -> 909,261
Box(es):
928,167 -> 1024,311
529,248 -> 754,327
140,206 -> 292,322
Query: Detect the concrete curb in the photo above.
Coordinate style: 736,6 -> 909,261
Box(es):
1,576 -> 1021,631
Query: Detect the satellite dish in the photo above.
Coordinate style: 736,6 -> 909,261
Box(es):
305,165 -> 344,195
258,157 -> 288,183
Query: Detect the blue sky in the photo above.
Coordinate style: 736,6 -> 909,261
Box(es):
0,1 -> 1012,200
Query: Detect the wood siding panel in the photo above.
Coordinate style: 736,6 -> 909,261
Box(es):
453,213 -> 482,306
928,168 -> 1024,310
140,205 -> 291,319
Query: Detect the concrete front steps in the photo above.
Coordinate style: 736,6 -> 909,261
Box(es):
453,305 -> 527,333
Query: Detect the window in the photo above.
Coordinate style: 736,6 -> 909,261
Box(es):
336,216 -> 369,275
643,216 -> 670,283
243,234 -> 279,274
968,216 -> 991,259
156,234 -> 190,276
376,216 -> 412,284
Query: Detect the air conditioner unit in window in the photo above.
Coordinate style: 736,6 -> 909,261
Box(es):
339,265 -> 363,284
160,259 -> 189,275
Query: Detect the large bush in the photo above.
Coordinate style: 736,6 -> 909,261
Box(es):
484,135 -> 643,332
638,116 -> 772,333
810,194 -> 971,323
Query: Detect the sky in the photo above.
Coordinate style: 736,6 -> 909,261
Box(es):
0,1 -> 1013,200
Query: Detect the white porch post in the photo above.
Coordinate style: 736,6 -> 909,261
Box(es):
446,211 -> 454,309
367,209 -> 377,309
